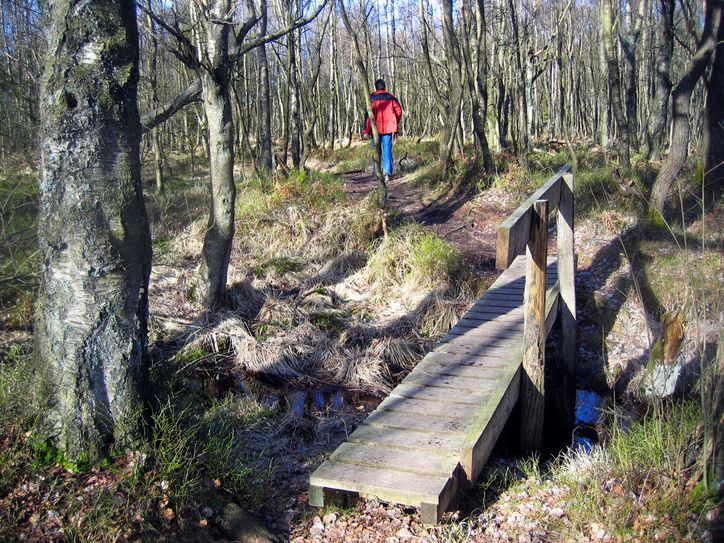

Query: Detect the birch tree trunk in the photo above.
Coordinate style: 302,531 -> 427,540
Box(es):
703,21 -> 724,199
337,0 -> 386,206
195,0 -> 236,308
36,0 -> 151,460
601,0 -> 631,173
257,0 -> 274,173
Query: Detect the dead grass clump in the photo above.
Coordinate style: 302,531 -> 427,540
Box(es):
255,295 -> 295,331
416,284 -> 477,338
303,252 -> 366,289
348,194 -> 386,247
234,323 -> 329,380
367,336 -> 422,371
170,217 -> 207,261
226,280 -> 266,321
328,346 -> 393,394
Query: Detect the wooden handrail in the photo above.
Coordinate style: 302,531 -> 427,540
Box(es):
495,164 -> 572,270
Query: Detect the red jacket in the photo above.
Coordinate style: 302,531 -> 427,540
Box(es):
362,90 -> 403,136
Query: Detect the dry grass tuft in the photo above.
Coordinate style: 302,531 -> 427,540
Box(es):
328,345 -> 393,394
234,323 -> 329,379
415,284 -> 478,338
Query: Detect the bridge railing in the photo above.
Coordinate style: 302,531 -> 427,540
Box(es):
495,165 -> 576,450
494,165 -> 575,372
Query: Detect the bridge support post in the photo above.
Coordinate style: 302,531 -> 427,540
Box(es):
520,199 -> 548,453
557,167 -> 576,381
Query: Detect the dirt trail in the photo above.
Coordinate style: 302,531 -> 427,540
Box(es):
343,169 -> 510,277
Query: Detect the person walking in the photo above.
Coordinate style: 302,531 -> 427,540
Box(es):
362,79 -> 403,181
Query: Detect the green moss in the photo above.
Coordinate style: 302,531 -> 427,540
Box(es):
173,346 -> 211,366
309,309 -> 349,333
254,256 -> 303,276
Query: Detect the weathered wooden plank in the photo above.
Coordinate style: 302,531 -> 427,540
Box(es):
364,410 -> 472,435
348,423 -> 467,452
460,365 -> 522,481
402,371 -> 497,392
558,169 -> 576,379
422,351 -> 510,365
519,199 -> 548,453
460,310 -> 525,322
470,298 -> 524,309
436,337 -> 522,356
479,292 -> 525,302
412,359 -> 509,379
414,358 -> 509,381
329,442 -> 459,476
390,382 -> 491,404
448,319 -> 524,332
310,460 -> 453,505
377,395 -> 483,419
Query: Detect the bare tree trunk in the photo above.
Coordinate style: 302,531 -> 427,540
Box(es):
507,0 -> 529,153
195,0 -> 236,308
460,0 -> 492,171
289,26 -> 302,170
337,0 -> 387,206
256,0 -> 273,173
650,0 -> 723,213
439,0 -> 464,172
620,0 -> 645,149
601,0 -> 631,173
146,0 -> 164,192
36,0 -> 151,460
643,0 -> 675,159
703,20 -> 724,200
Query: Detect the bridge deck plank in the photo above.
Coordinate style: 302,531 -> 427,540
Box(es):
309,255 -> 561,525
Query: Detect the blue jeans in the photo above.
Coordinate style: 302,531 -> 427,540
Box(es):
371,134 -> 394,176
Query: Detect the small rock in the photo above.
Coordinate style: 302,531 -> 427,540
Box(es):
201,506 -> 214,519
217,502 -> 279,543
310,520 -> 325,536
323,512 -> 337,525
396,527 -> 413,540
550,507 -> 565,518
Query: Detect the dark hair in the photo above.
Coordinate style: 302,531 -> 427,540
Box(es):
374,79 -> 386,91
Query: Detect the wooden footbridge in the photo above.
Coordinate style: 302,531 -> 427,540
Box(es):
310,166 -> 576,524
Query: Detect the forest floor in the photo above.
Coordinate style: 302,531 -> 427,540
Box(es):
284,155 -> 722,543
1,144 -> 721,543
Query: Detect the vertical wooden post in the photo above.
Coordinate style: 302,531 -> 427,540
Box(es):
520,200 -> 548,454
557,168 -> 576,380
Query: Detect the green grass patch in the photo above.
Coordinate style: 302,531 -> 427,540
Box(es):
559,401 -> 710,541
365,225 -> 466,293
309,309 -> 350,333
639,243 -> 723,312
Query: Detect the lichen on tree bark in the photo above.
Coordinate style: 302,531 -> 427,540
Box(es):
35,0 -> 151,460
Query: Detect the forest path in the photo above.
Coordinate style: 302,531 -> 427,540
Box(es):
342,169 -> 510,277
